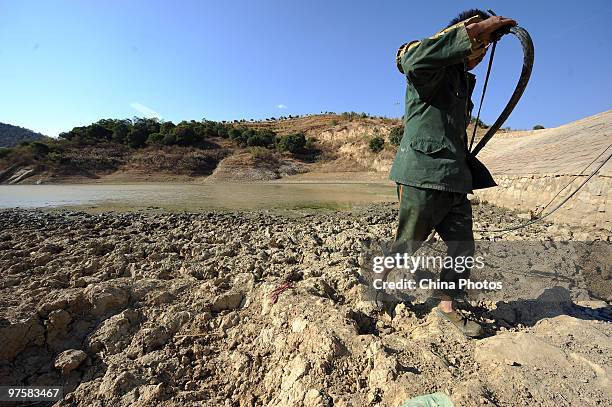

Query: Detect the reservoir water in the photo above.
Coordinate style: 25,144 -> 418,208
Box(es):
0,183 -> 396,211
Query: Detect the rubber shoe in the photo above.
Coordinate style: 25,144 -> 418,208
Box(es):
436,308 -> 483,338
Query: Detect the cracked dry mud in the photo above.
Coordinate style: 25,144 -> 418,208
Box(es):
0,203 -> 610,406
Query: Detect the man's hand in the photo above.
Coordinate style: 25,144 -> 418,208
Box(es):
466,16 -> 517,44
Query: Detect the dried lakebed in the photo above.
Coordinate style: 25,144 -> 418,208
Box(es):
0,204 -> 610,406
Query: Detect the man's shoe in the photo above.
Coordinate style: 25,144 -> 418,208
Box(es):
435,307 -> 483,338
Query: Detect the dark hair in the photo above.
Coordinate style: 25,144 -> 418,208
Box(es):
447,9 -> 490,28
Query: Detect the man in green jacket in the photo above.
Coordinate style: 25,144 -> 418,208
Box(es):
389,9 -> 516,337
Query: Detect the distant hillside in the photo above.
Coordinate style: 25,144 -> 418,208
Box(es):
0,112 -> 502,184
3,111 -> 605,186
0,122 -> 46,147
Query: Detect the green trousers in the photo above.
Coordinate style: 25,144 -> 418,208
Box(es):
391,183 -> 475,298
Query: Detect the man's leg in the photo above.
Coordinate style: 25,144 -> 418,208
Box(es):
391,184 -> 449,256
434,193 -> 476,300
434,193 -> 482,337
381,184 -> 451,302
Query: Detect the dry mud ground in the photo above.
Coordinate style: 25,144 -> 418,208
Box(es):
0,203 -> 610,407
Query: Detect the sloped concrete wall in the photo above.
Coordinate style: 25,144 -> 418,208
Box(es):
476,111 -> 611,237
477,174 -> 610,236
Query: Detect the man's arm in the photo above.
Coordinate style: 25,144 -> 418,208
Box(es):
401,25 -> 474,98
401,16 -> 517,99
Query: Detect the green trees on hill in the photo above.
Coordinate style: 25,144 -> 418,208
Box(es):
52,117 -> 315,156
0,116 -> 322,171
227,127 -> 310,154
58,117 -> 234,149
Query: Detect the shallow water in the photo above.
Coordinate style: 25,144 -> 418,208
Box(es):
0,183 -> 397,211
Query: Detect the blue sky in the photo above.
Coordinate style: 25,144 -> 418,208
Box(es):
1,0 -> 610,136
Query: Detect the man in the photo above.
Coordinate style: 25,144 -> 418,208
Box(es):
389,10 -> 516,337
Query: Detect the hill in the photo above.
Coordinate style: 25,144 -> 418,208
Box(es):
0,113 -> 405,184
0,122 -> 46,148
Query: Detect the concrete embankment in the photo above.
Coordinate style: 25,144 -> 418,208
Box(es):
477,111 -> 611,236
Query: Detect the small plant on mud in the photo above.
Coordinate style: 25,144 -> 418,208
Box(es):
533,124 -> 545,130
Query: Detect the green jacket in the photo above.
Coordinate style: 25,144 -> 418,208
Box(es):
389,24 -> 477,193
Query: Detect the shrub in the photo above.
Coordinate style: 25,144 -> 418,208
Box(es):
127,128 -> 148,148
162,133 -> 176,145
304,137 -> 315,150
276,133 -> 306,154
47,151 -> 63,162
228,128 -> 248,145
249,146 -> 274,160
160,121 -> 176,134
216,126 -> 228,138
133,117 -> 160,135
0,148 -> 13,159
30,141 -> 50,157
228,128 -> 241,139
59,126 -> 87,143
369,136 -> 384,153
173,126 -> 198,146
146,133 -> 164,145
86,124 -> 113,142
112,123 -> 129,143
247,134 -> 268,147
246,130 -> 276,147
533,124 -> 545,130
342,112 -> 358,121
389,125 -> 404,146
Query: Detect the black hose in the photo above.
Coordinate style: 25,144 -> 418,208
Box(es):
471,26 -> 535,156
